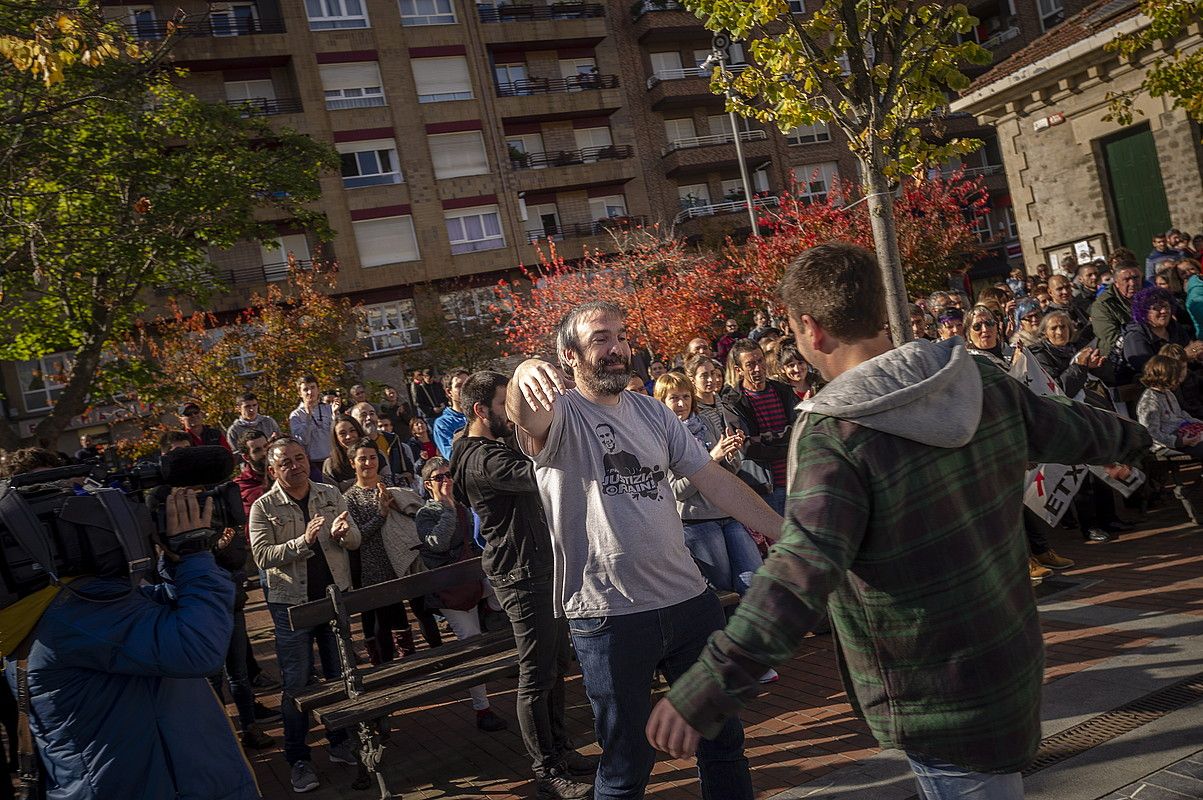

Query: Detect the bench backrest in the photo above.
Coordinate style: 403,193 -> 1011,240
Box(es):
286,557 -> 484,631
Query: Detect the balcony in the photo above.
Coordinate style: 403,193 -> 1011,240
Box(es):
497,73 -> 619,97
479,3 -> 605,22
645,65 -> 744,110
225,97 -> 303,117
662,129 -> 766,156
674,196 -> 778,224
124,15 -> 286,40
527,215 -> 648,242
630,0 -> 703,42
220,259 -> 313,288
661,133 -> 772,177
510,144 -> 632,169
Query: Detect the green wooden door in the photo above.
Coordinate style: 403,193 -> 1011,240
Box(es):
1102,125 -> 1172,252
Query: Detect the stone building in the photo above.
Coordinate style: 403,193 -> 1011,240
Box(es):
952,0 -> 1203,273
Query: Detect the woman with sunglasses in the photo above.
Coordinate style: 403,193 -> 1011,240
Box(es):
1011,297 -> 1044,350
964,305 -> 1011,368
414,458 -> 508,732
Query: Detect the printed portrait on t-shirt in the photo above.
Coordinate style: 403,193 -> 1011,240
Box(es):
594,422 -> 665,499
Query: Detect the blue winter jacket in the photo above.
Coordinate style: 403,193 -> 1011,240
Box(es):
4,552 -> 260,800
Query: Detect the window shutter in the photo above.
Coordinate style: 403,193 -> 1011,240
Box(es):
354,217 -> 420,267
319,62 -> 382,91
335,138 -> 397,155
411,57 -> 472,97
428,132 -> 489,179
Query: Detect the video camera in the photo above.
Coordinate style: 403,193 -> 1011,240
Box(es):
0,446 -> 245,605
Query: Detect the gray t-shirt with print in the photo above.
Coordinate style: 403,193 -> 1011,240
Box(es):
528,388 -> 712,618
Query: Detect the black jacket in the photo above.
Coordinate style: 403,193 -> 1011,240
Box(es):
724,379 -> 799,467
450,435 -> 554,587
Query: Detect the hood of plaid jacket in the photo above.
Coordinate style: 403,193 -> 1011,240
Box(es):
800,337 -> 982,448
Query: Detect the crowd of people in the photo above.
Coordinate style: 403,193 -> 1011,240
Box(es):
2,229 -> 1197,800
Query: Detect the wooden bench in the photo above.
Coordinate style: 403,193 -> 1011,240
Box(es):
286,557 -> 740,798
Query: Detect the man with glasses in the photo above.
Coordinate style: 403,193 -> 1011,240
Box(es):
1092,263 -> 1144,356
249,437 -> 361,793
227,392 -> 281,447
177,401 -> 232,451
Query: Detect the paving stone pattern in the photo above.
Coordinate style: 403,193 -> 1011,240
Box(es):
244,484 -> 1203,799
1101,749 -> 1203,800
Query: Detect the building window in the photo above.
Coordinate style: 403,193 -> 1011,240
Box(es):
972,210 -> 993,243
446,205 -> 505,255
305,0 -> 369,29
523,202 -> 562,242
230,344 -> 259,376
319,63 -> 385,110
260,233 -> 311,282
791,162 -> 839,203
787,0 -> 804,11
411,57 -> 474,103
353,216 -> 421,267
360,300 -> 421,353
211,3 -> 259,36
664,117 -> 697,145
440,286 -> 510,331
124,5 -> 162,38
224,79 -> 276,104
678,183 -> 711,209
1038,0 -> 1064,30
588,195 -> 627,220
338,139 -> 403,188
1001,206 -> 1019,240
399,0 -> 456,25
428,131 -> 489,179
786,122 -> 831,145
17,354 -> 71,413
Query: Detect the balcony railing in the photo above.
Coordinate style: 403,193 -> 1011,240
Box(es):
940,164 -> 1005,178
630,0 -> 684,19
450,238 -> 507,255
222,259 -> 313,288
674,196 -> 778,223
662,129 -> 766,155
526,216 -> 648,242
478,3 -> 605,22
646,63 -> 745,89
980,25 -> 1020,48
510,144 -> 632,169
123,16 -> 286,40
496,73 -> 618,96
225,97 -> 303,117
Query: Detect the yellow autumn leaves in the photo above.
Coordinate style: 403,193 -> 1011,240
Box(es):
0,11 -> 141,86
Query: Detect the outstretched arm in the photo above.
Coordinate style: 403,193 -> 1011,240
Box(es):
506,358 -> 574,456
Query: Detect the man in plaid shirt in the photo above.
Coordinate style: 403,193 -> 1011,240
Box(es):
648,243 -> 1151,798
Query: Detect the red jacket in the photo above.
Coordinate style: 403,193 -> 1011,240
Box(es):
234,464 -> 268,520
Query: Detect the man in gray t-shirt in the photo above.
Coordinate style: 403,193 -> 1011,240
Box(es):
510,301 -> 782,800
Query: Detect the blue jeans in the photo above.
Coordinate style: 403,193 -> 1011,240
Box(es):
761,486 -> 786,517
682,518 -> 764,595
569,591 -> 753,800
907,753 -> 1024,799
268,602 -> 349,764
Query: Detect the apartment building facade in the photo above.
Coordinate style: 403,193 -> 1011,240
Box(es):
3,0 -> 1092,445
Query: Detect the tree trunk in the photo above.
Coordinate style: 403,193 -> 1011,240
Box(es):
29,336 -> 107,450
862,157 -> 913,346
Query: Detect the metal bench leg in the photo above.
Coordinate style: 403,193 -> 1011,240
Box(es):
328,585 -> 394,799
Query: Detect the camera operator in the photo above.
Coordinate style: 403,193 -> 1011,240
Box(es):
249,436 -> 361,794
1,473 -> 258,799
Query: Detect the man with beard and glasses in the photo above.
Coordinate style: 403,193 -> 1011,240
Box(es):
350,401 -> 414,488
507,301 -> 783,800
451,371 -> 596,799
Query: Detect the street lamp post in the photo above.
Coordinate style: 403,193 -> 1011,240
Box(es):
704,40 -> 757,233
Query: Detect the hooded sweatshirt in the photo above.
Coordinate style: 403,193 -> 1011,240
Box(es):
668,338 -> 1151,773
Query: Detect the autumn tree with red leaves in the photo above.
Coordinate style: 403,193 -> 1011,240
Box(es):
104,262 -> 357,454
499,227 -> 746,362
733,170 -> 989,315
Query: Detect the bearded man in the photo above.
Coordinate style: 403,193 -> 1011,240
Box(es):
505,301 -> 783,800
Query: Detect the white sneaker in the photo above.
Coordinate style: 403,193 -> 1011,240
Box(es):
759,668 -> 780,684
290,761 -> 319,793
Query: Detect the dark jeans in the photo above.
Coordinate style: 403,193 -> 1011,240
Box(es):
493,577 -> 572,777
208,605 -> 256,731
267,601 -> 349,764
1072,474 -> 1118,532
760,485 -> 786,517
569,591 -> 753,800
1023,509 -> 1050,556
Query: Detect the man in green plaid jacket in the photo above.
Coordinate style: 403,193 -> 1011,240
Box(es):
647,243 -> 1151,798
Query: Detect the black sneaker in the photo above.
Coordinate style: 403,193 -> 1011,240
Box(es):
476,710 -> 508,732
252,672 -> 282,692
253,701 -> 282,724
1084,528 -> 1113,543
241,724 -> 275,750
535,769 -> 594,799
560,750 -> 599,777
290,760 -> 319,793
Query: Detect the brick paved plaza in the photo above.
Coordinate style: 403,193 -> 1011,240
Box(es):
239,476 -> 1203,800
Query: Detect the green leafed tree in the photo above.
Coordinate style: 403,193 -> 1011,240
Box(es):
0,57 -> 338,448
682,0 -> 992,342
1106,0 -> 1203,127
